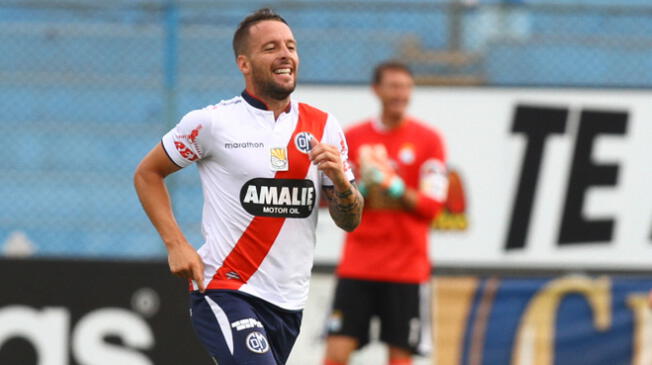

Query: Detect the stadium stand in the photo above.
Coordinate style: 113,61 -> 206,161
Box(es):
1,0 -> 651,257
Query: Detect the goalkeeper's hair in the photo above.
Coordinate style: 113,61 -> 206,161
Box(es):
372,61 -> 413,85
233,8 -> 289,58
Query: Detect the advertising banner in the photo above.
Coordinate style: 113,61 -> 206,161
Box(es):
2,261 -> 651,364
0,259 -> 211,365
432,275 -> 652,365
296,86 -> 652,269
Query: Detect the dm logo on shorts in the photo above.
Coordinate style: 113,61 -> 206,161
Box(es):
246,331 -> 270,354
294,132 -> 315,154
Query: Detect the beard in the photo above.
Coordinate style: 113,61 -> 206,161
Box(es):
251,64 -> 296,101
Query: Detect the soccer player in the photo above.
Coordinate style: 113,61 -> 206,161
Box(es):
133,8 -> 363,365
323,62 -> 448,365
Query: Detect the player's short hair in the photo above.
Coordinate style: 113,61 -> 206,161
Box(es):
233,8 -> 289,58
372,61 -> 413,85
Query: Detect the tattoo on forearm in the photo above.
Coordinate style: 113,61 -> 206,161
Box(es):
335,188 -> 353,199
336,201 -> 358,213
323,183 -> 363,231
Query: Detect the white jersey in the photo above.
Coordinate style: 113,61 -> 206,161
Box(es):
161,91 -> 354,310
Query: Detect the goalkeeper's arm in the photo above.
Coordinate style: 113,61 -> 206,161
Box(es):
401,158 -> 448,220
360,153 -> 447,220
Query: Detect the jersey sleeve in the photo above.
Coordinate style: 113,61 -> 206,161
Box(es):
413,129 -> 449,220
321,114 -> 355,186
343,127 -> 360,178
161,109 -> 212,168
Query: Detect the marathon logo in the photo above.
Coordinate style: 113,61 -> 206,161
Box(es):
225,141 -> 264,149
240,178 -> 316,218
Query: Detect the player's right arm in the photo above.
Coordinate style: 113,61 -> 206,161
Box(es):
133,144 -> 206,292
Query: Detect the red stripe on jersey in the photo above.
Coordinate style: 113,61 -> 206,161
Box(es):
205,103 -> 328,291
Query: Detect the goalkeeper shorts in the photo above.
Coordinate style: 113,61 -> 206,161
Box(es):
325,278 -> 431,355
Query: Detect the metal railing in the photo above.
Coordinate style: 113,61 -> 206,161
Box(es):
2,0 -> 651,258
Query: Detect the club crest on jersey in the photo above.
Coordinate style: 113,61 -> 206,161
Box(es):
246,331 -> 269,354
399,143 -> 416,164
240,178 -> 316,218
270,147 -> 289,171
294,132 -> 315,154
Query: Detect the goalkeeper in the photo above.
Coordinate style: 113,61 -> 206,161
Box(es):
323,61 -> 448,365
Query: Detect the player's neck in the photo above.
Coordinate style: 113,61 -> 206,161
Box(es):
260,95 -> 291,119
244,87 -> 290,120
380,111 -> 406,130
269,99 -> 291,119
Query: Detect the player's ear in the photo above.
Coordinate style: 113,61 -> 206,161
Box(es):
237,54 -> 250,75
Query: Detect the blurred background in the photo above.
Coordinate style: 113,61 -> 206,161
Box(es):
1,0 -> 651,364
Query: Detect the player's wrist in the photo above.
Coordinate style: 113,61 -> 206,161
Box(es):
386,175 -> 405,198
330,170 -> 352,191
332,179 -> 354,198
162,236 -> 191,249
365,166 -> 404,198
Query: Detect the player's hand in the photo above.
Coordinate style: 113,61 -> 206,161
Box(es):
309,138 -> 348,186
359,145 -> 405,198
167,243 -> 206,293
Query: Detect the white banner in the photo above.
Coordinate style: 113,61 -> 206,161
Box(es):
295,86 -> 652,269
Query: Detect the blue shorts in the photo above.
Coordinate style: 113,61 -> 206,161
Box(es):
189,290 -> 302,365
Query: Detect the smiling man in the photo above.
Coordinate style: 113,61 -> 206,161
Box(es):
133,8 -> 363,365
323,62 -> 449,365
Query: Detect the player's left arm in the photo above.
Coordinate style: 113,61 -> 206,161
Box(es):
322,182 -> 363,232
399,179 -> 443,220
400,138 -> 448,220
310,139 -> 363,232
